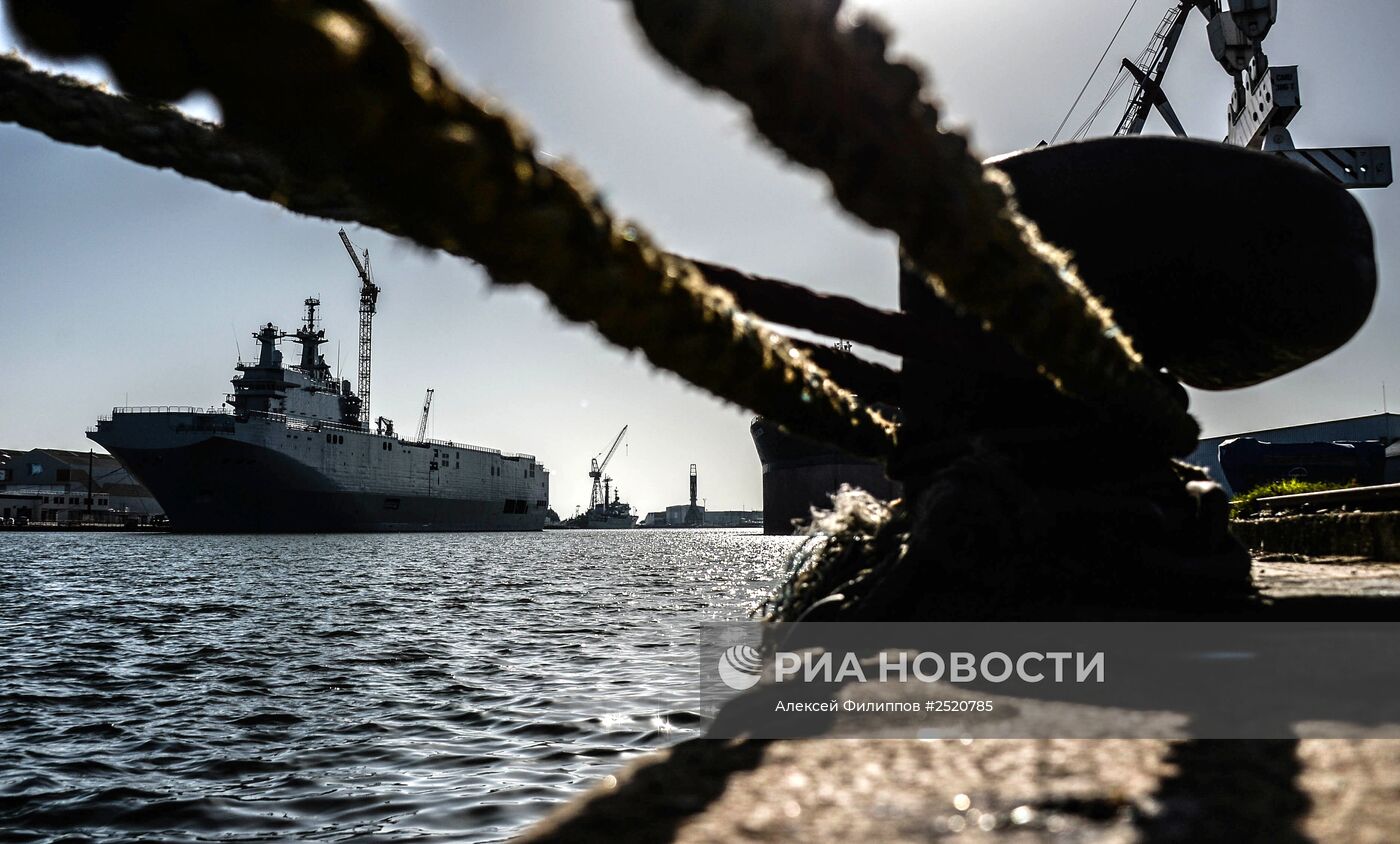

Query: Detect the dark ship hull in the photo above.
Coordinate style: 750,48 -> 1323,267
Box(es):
583,513 -> 637,529
564,499 -> 636,529
91,416 -> 547,533
750,417 -> 899,535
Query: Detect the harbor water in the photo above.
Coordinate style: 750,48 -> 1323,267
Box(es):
0,529 -> 802,842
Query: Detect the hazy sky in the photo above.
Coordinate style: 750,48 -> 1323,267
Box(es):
3,1 -> 1399,516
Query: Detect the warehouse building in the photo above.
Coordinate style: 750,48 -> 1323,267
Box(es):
1187,413 -> 1400,497
639,506 -> 763,527
0,448 -> 163,524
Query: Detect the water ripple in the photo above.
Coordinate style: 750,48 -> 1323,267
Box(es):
0,529 -> 799,841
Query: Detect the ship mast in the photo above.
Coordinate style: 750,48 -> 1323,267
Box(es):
338,228 -> 381,429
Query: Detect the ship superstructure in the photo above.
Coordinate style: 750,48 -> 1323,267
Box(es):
89,239 -> 549,532
584,488 -> 637,529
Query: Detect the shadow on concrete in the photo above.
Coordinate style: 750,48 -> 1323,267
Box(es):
519,738 -> 769,843
1139,739 -> 1311,843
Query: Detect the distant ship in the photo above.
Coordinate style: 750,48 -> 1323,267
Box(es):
583,490 -> 638,529
575,425 -> 636,528
89,235 -> 549,533
561,488 -> 637,529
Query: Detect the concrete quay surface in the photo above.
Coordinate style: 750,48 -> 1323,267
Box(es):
523,554 -> 1400,843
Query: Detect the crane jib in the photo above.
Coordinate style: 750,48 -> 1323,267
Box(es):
589,425 -> 628,510
1085,0 -> 1390,190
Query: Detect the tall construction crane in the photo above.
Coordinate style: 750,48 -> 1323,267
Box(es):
338,228 -> 381,429
589,425 -> 627,511
415,388 -> 435,443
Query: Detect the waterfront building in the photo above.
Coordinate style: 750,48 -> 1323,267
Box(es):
639,506 -> 763,527
0,448 -> 162,523
1188,413 -> 1400,496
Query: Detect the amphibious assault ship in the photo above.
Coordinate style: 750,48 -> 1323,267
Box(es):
89,233 -> 549,532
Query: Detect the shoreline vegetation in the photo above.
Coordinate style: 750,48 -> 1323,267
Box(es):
1231,478 -> 1358,519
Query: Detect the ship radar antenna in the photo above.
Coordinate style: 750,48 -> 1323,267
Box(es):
338,228 -> 381,429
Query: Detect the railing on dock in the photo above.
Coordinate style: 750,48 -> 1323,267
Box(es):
1253,482 -> 1400,515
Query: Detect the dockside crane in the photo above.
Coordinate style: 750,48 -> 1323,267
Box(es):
589,425 -> 627,511
1089,0 -> 1389,189
1113,1 -> 1193,138
415,388 -> 435,444
338,228 -> 382,430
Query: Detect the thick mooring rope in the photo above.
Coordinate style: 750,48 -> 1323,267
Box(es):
0,54 -> 394,234
0,2 -> 1252,622
629,0 -> 1199,456
0,7 -> 897,460
0,54 -> 904,371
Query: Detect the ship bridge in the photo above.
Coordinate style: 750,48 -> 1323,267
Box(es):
229,298 -> 357,425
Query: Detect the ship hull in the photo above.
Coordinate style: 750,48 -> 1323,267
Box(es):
751,417 -> 900,535
583,514 -> 636,529
98,439 -> 543,533
89,412 -> 548,533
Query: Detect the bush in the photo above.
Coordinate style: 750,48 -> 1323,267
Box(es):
1230,478 -> 1355,519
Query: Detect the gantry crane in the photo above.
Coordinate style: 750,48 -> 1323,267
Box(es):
338,228 -> 382,429
589,425 -> 627,511
415,388 -> 435,443
1105,1 -> 1389,188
